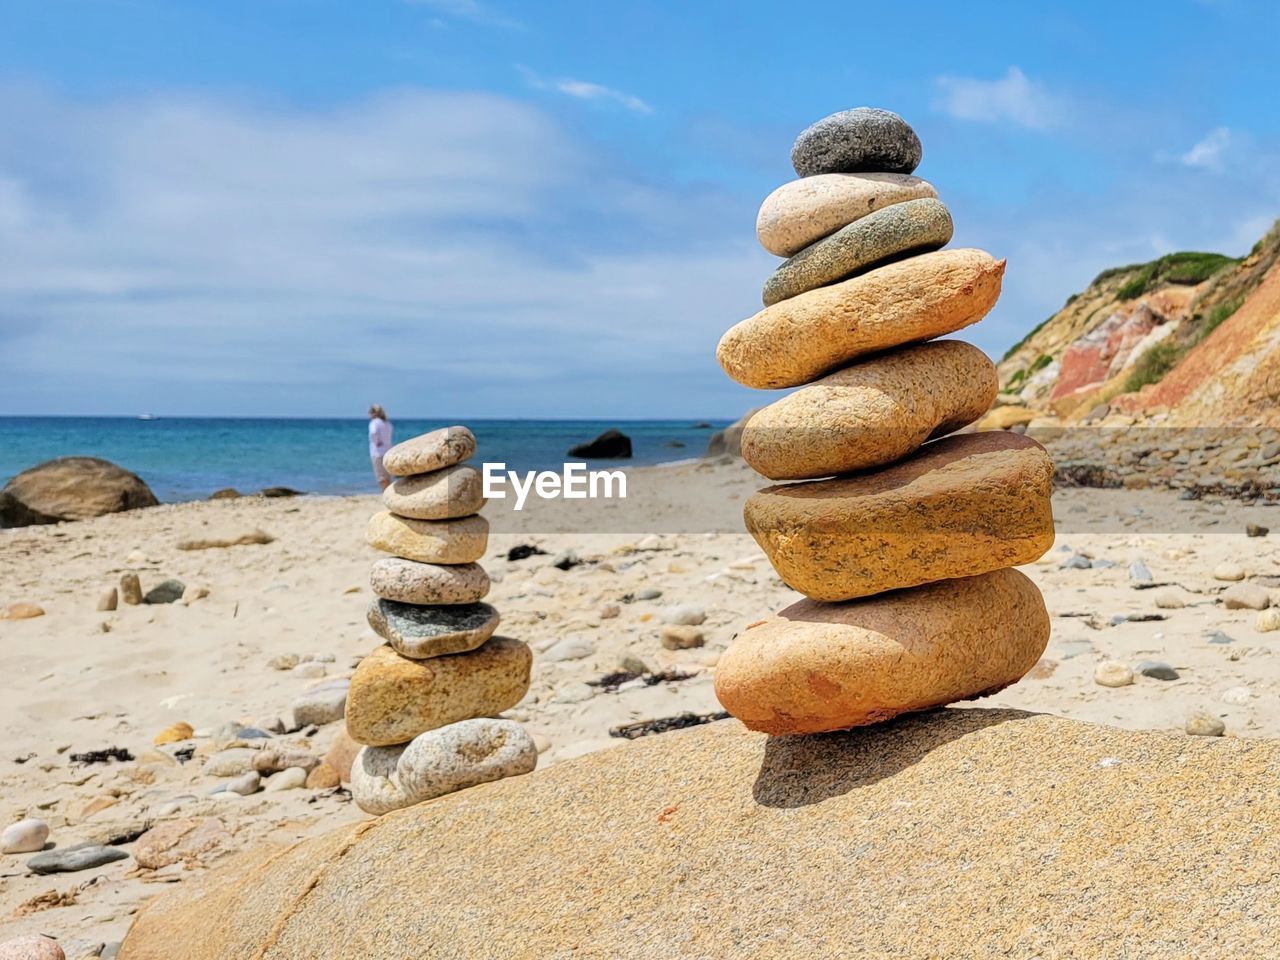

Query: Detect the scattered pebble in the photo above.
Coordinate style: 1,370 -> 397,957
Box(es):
221,772 -> 261,796
0,935 -> 64,960
143,579 -> 186,604
1060,555 -> 1091,570
542,637 -> 596,662
253,748 -> 319,774
202,748 -> 259,778
1246,523 -> 1269,538
659,604 -> 706,626
660,625 -> 705,650
1212,562 -> 1246,582
1127,561 -> 1153,583
268,653 -> 301,671
1094,661 -> 1134,687
263,767 -> 308,792
1,602 -> 45,620
153,722 -> 194,745
27,842 -> 128,875
554,682 -> 596,704
1135,660 -> 1179,681
180,584 -> 210,605
1257,609 -> 1280,633
1185,713 -> 1226,737
1221,686 -> 1252,705
1207,630 -> 1235,645
599,604 -> 620,620
292,661 -> 327,679
1222,584 -> 1271,611
618,653 -> 651,675
306,763 -> 341,789
1,817 -> 49,854
291,684 -> 348,726
119,572 -> 143,605
1153,591 -> 1184,610
97,587 -> 118,612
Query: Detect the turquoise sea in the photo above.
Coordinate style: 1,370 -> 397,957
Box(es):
0,418 -> 729,503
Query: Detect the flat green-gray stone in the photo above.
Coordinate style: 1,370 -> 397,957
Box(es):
367,599 -> 499,659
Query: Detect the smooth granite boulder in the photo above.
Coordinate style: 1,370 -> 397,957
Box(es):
740,340 -> 996,481
368,558 -> 490,605
366,598 -> 499,659
790,107 -> 922,176
350,718 -> 537,815
714,569 -> 1050,734
382,464 -> 485,520
119,711 -> 1280,959
762,197 -> 953,305
718,248 -> 1005,389
744,432 -> 1055,601
0,456 -> 158,528
757,172 -> 938,257
345,639 -> 531,747
382,426 -> 476,478
366,511 -> 488,565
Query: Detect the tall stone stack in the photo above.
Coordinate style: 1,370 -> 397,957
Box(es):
714,108 -> 1056,734
348,426 -> 536,815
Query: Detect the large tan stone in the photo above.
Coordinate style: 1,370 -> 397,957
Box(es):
714,569 -> 1049,734
718,248 -> 1005,389
345,640 -> 531,747
382,464 -> 485,520
120,711 -> 1280,959
740,340 -> 996,481
756,172 -> 938,257
744,431 -> 1055,601
382,426 -> 476,478
366,511 -> 488,564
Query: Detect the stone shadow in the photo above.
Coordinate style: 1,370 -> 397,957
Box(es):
751,706 -> 1037,808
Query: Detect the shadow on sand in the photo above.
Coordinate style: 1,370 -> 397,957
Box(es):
751,706 -> 1039,809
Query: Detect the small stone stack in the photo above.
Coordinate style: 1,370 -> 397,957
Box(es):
714,108 -> 1056,735
349,425 -> 536,815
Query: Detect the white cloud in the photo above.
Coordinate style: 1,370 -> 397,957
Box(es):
1180,126 -> 1231,170
934,67 -> 1064,131
0,85 -> 755,418
518,66 -> 652,114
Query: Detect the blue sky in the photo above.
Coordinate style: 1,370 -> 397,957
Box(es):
1,0 -> 1277,418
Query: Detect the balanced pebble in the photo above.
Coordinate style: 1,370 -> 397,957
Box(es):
762,197 -> 954,306
383,464 -> 485,520
790,107 -> 922,177
369,558 -> 490,605
366,511 -> 489,565
367,598 -> 499,659
382,426 -> 476,477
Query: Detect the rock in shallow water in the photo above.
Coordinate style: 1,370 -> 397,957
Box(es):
756,172 -> 938,257
345,639 -> 532,747
745,432 -> 1055,602
790,107 -> 922,177
366,511 -> 489,565
740,340 -> 996,481
714,569 -> 1048,735
718,249 -> 1005,389
367,598 -> 499,659
368,558 -> 490,605
1,817 -> 49,854
351,718 -> 537,816
762,197 -> 953,305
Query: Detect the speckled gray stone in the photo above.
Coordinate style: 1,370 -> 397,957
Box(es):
369,558 -> 490,605
367,598 -> 500,659
762,197 -> 953,305
351,718 -> 537,816
383,464 -> 485,521
27,842 -> 129,874
791,107 -> 922,177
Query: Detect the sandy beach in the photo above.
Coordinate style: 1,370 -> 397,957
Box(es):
3,456 -> 1280,952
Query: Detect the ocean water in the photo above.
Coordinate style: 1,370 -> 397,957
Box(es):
0,417 -> 730,503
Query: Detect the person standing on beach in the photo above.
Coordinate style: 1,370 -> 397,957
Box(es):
368,405 -> 393,489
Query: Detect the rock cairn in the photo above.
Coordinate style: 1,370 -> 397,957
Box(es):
714,108 -> 1056,734
349,425 -> 536,815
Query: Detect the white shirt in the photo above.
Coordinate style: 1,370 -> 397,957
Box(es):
369,417 -> 392,457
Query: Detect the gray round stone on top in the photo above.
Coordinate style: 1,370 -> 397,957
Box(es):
382,426 -> 476,478
367,598 -> 500,659
762,197 -> 953,305
369,557 -> 490,605
791,107 -> 922,177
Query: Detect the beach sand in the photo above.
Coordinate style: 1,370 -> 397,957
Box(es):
3,456 -> 1279,951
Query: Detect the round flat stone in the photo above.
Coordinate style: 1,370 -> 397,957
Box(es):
791,107 -> 922,177
382,426 -> 476,478
345,639 -> 532,747
745,431 -> 1056,601
718,248 -> 1005,389
757,172 -> 938,257
367,599 -> 499,659
762,197 -> 953,305
383,464 -> 485,520
714,569 -> 1049,735
367,511 -> 488,564
369,558 -> 490,604
740,340 -> 996,481
351,718 -> 538,816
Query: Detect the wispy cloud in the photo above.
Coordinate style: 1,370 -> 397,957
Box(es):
1180,126 -> 1231,170
934,67 -> 1065,131
405,0 -> 521,30
518,66 -> 653,115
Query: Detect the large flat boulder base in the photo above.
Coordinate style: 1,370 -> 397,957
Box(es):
121,710 -> 1280,959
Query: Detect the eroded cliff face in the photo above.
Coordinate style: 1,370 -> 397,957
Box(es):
992,220 -> 1280,426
